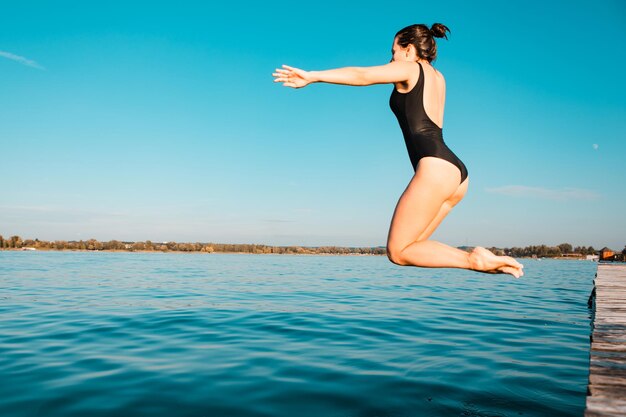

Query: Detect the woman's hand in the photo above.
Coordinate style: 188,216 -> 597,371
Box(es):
273,64 -> 313,89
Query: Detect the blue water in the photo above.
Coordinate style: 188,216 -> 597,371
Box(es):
0,252 -> 594,416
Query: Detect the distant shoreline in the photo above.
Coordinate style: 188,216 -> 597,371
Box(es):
0,247 -> 599,260
1,235 -> 615,259
1,248 -> 379,256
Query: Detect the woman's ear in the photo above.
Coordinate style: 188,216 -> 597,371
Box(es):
406,44 -> 416,57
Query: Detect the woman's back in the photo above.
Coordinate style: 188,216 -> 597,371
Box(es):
392,62 -> 446,129
389,61 -> 466,182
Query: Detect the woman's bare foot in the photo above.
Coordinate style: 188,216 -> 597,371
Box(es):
468,246 -> 524,278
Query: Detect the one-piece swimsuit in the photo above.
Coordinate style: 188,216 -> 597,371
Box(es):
389,62 -> 468,184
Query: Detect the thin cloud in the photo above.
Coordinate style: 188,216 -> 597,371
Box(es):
0,50 -> 45,70
262,219 -> 295,223
485,185 -> 600,201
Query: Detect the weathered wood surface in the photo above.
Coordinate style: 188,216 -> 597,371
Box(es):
586,263 -> 626,417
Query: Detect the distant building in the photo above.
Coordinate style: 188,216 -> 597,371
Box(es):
586,254 -> 599,261
599,247 -> 615,261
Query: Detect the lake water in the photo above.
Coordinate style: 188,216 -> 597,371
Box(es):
0,251 -> 595,417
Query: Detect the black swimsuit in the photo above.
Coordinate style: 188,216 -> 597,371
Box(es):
389,62 -> 468,184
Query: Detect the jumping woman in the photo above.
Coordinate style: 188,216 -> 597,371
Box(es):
273,23 -> 524,278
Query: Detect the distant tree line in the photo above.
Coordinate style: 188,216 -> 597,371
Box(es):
0,234 -> 386,255
490,243 -> 605,257
1,234 -> 624,258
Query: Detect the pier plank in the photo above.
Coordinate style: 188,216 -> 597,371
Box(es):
585,398 -> 626,417
586,264 -> 626,417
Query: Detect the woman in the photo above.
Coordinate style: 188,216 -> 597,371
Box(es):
273,23 -> 524,278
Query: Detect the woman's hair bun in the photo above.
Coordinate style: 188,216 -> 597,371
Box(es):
430,23 -> 450,39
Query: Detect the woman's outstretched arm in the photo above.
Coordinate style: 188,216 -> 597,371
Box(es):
273,61 -> 415,89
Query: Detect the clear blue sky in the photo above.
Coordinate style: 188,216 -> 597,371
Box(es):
1,0 -> 624,249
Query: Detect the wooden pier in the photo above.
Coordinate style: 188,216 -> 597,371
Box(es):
585,263 -> 626,417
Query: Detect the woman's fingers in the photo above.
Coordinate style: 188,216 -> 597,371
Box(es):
272,74 -> 298,88
273,67 -> 291,81
273,72 -> 291,84
273,67 -> 295,79
273,64 -> 308,88
274,77 -> 297,87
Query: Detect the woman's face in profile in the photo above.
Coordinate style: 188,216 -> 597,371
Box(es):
390,37 -> 409,63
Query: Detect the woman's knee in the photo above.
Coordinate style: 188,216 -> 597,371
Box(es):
386,244 -> 408,266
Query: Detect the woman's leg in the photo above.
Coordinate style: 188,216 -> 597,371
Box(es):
386,157 -> 464,266
386,157 -> 523,277
415,176 -> 469,242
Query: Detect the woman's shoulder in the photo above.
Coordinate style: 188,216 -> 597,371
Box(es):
430,64 -> 444,78
430,66 -> 446,86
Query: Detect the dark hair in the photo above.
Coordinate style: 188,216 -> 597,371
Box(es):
394,23 -> 450,63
